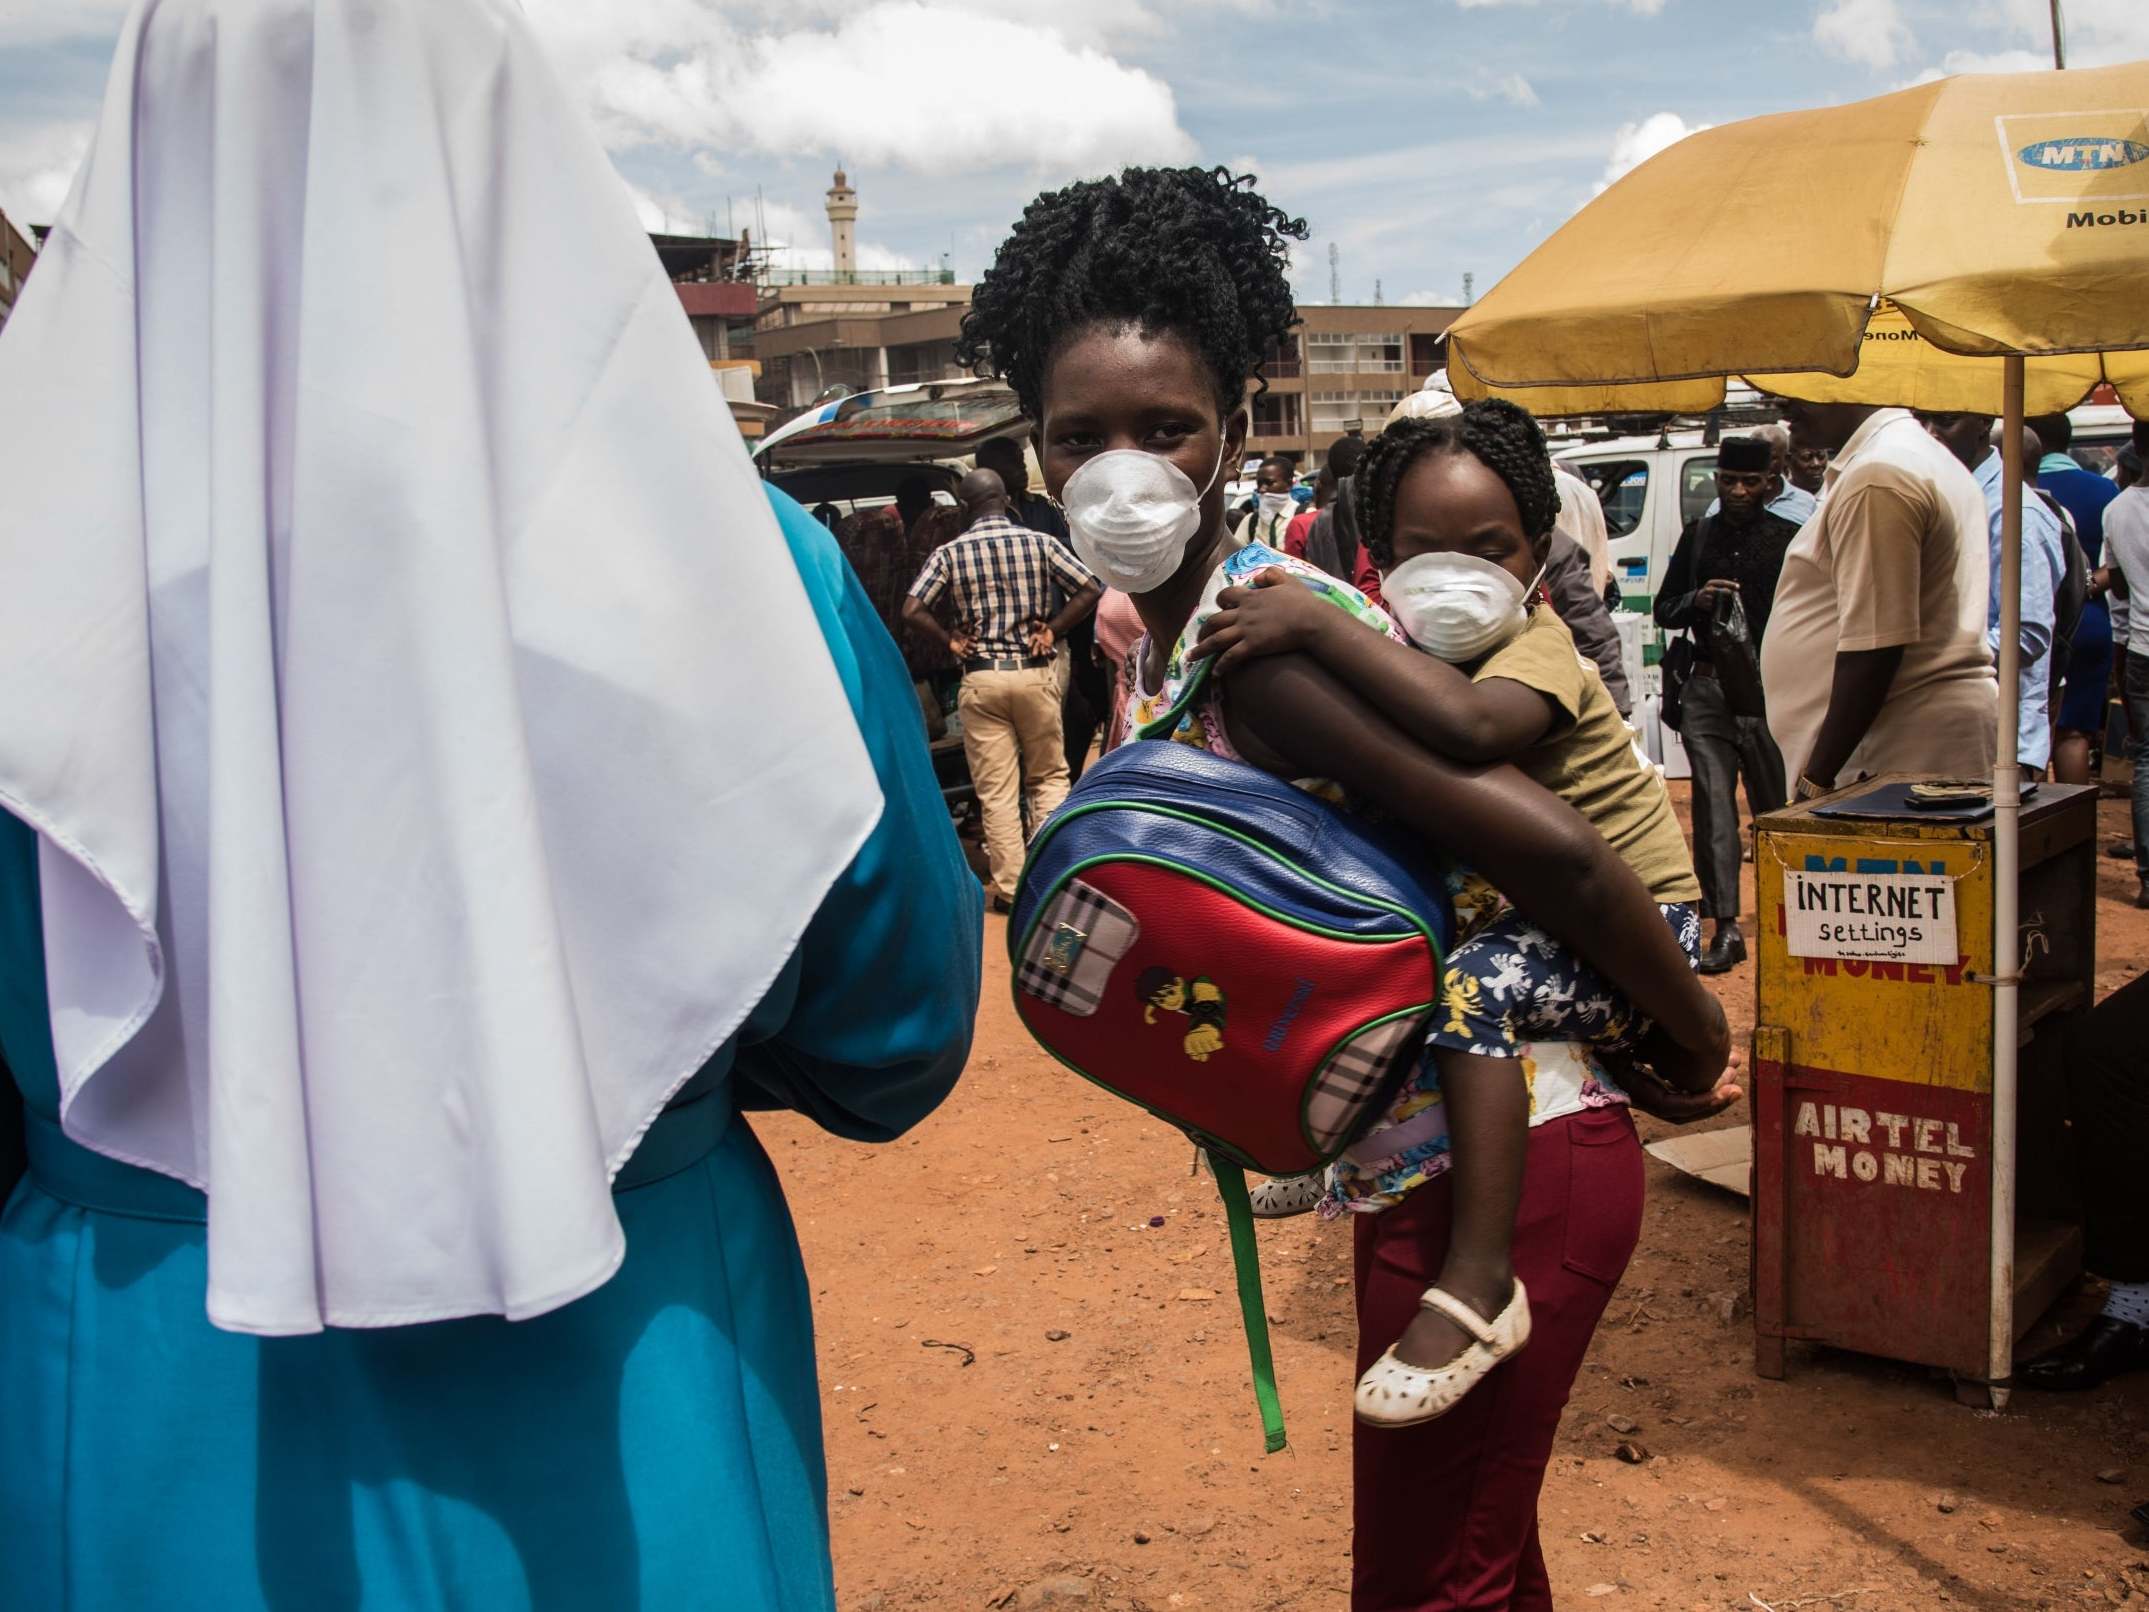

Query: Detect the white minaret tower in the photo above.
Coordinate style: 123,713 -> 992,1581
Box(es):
825,168 -> 858,277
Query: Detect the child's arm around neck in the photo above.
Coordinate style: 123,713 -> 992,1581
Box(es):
1192,571 -> 1555,764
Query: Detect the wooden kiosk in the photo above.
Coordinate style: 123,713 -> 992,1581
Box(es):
1750,776 -> 2096,1406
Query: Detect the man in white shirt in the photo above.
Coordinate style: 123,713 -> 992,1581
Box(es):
2099,422 -> 2149,905
1760,403 -> 1997,798
1921,413 -> 2065,778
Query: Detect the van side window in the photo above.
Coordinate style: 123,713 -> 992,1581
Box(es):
1585,461 -> 1649,538
1681,455 -> 1720,526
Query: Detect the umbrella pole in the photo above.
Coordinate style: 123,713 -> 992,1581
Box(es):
1988,352 -> 2026,1408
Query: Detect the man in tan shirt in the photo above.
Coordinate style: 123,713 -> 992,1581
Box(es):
1760,403 -> 1997,798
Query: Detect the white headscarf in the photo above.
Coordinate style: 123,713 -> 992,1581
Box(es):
0,0 -> 880,1335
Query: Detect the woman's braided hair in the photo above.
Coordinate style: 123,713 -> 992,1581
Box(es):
956,166 -> 1308,423
1352,399 -> 1561,569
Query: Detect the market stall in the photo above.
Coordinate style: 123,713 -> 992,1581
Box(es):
1443,59 -> 2149,1404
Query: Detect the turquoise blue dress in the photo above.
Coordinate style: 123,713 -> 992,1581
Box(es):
0,488 -> 983,1612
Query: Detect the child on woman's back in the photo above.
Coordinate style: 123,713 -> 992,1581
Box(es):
1193,399 -> 1704,1426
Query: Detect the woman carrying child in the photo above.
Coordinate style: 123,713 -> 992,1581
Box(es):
961,164 -> 1733,1609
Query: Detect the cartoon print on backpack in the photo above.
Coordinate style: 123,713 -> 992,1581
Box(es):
1137,967 -> 1228,1062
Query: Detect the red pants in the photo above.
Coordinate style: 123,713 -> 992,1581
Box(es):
1352,1105 -> 1645,1611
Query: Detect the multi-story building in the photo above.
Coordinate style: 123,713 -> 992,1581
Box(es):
0,210 -> 37,331
1246,305 -> 1466,468
652,231 -> 757,361
867,296 -> 1465,471
753,277 -> 968,408
646,229 -> 773,438
745,172 -> 1465,453
749,170 -> 967,409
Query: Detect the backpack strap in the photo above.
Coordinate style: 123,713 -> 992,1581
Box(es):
1207,1152 -> 1288,1454
1133,649 -> 1217,744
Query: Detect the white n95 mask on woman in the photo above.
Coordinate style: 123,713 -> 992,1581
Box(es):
1061,441 -> 1225,595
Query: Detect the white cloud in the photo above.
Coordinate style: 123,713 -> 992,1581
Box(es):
1463,71 -> 1542,109
2004,0 -> 2149,65
2,0 -> 1204,244
0,118 -> 88,227
554,0 -> 1269,49
1905,0 -> 2149,79
622,178 -> 702,236
1813,0 -> 1915,70
1903,46 -> 2047,85
1593,111 -> 1708,196
528,0 -> 1198,175
1454,0 -> 1666,12
745,194 -> 920,272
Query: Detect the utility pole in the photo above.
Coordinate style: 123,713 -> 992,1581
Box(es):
2049,0 -> 2066,68
1328,242 -> 1341,305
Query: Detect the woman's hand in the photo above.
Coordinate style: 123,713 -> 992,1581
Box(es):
1190,569 -> 1336,676
1629,994 -> 1730,1089
1609,1032 -> 1744,1124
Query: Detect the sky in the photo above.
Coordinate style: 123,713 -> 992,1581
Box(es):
1,0 -> 2145,309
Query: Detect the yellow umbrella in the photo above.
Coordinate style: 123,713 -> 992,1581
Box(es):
1448,61 -> 2149,393
1444,58 -> 2149,1408
1454,302 -> 2149,418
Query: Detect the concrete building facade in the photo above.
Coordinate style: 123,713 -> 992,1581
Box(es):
744,173 -> 1468,447
838,294 -> 1478,466
1244,304 -> 1465,467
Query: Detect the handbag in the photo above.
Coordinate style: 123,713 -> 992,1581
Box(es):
1659,631 -> 1696,733
1707,592 -> 1768,720
1009,665 -> 1453,1450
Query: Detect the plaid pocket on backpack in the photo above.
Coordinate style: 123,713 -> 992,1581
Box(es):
1017,881 -> 1140,1017
1304,1010 -> 1430,1150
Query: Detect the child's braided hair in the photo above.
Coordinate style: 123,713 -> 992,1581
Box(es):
1353,399 -> 1561,569
956,166 -> 1308,423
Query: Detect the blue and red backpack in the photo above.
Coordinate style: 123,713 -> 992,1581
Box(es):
1010,671 -> 1453,1450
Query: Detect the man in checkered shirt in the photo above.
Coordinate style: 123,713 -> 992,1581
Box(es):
905,468 -> 1100,911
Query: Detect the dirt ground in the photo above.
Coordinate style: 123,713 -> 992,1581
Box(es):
753,784 -> 2149,1611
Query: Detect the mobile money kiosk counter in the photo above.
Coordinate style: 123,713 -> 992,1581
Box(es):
1751,777 -> 2096,1407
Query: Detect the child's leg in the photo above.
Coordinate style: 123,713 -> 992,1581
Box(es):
1391,1049 -> 1527,1368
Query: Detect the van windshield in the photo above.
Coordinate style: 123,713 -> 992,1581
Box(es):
1584,460 -> 1649,538
1681,455 -> 1720,525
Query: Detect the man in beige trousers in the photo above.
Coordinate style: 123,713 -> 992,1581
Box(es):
906,469 -> 1100,911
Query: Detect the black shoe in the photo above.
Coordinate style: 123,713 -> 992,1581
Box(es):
989,894 -> 1014,916
2017,1316 -> 2149,1391
2107,841 -> 2136,860
2136,881 -> 2149,911
1698,926 -> 1747,975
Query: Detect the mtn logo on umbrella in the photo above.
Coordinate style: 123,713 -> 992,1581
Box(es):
2000,111 -> 2149,205
2017,136 -> 2149,173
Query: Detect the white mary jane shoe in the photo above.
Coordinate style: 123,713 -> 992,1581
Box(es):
1248,1172 -> 1328,1218
1354,1279 -> 1531,1428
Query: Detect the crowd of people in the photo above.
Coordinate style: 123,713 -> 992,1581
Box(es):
0,5 -> 2140,1611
